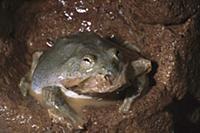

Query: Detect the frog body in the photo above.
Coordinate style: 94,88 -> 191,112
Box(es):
19,32 -> 151,129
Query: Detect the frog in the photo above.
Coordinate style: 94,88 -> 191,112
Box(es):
19,32 -> 151,129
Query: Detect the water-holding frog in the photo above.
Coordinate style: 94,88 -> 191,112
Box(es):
19,32 -> 151,129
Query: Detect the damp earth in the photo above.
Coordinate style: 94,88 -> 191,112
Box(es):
0,0 -> 200,132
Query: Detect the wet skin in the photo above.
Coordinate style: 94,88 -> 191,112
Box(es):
19,32 -> 151,129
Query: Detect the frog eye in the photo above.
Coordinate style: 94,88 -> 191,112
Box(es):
81,55 -> 96,68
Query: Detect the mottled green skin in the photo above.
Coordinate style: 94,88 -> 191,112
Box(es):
19,32 -> 151,129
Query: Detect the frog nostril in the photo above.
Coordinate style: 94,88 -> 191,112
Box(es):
104,74 -> 111,81
104,74 -> 114,85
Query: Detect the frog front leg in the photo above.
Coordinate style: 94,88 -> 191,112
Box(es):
42,86 -> 84,129
119,58 -> 151,112
19,51 -> 43,96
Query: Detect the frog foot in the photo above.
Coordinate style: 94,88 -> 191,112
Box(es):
42,86 -> 85,129
119,58 -> 152,113
48,109 -> 85,129
119,94 -> 140,113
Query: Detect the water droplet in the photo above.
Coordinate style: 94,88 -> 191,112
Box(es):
75,7 -> 89,13
29,42 -> 33,46
46,41 -> 53,47
58,0 -> 66,6
32,124 -> 40,129
79,20 -> 92,32
74,0 -> 89,13
107,11 -> 115,20
64,11 -> 72,20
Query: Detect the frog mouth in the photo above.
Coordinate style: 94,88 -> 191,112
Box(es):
69,64 -> 128,95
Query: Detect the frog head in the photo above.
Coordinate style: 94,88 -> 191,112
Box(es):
60,41 -> 128,95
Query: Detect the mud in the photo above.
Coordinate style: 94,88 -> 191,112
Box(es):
0,0 -> 200,132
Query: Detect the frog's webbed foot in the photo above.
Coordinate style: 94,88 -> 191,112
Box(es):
119,58 -> 151,113
42,86 -> 85,129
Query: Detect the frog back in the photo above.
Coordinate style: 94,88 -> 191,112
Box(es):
31,37 -> 79,93
31,32 -> 110,94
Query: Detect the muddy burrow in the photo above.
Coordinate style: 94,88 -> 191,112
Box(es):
0,0 -> 200,132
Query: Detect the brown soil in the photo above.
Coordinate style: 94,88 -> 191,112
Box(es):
0,0 -> 200,132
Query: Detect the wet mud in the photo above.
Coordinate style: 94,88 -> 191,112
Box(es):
0,0 -> 200,132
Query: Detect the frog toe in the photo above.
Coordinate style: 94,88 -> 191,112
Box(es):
48,108 -> 85,129
119,99 -> 132,113
18,74 -> 31,97
131,58 -> 151,76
